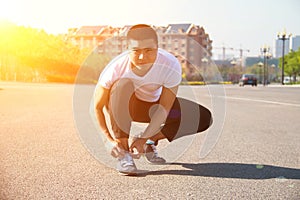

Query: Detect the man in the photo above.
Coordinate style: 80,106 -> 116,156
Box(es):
94,24 -> 212,174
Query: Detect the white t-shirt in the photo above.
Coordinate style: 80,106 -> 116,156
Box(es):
98,48 -> 182,102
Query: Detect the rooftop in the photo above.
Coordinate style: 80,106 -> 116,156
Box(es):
165,23 -> 193,34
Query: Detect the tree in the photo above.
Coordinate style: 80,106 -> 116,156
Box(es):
0,22 -> 95,83
279,48 -> 300,83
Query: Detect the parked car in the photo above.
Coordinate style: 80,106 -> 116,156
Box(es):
283,77 -> 292,84
239,74 -> 257,86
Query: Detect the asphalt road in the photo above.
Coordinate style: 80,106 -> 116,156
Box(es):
0,82 -> 299,199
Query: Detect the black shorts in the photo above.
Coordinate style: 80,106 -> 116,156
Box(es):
128,94 -> 212,141
107,80 -> 212,141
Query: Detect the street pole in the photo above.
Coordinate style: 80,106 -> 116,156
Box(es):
263,55 -> 266,86
201,57 -> 208,82
281,39 -> 285,85
277,30 -> 292,85
260,45 -> 270,86
265,52 -> 272,85
258,62 -> 263,84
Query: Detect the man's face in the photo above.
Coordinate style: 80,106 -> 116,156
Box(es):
128,39 -> 158,68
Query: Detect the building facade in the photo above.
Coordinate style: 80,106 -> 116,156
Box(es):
290,35 -> 300,52
156,24 -> 212,79
67,23 -> 213,81
274,35 -> 300,58
66,25 -> 119,50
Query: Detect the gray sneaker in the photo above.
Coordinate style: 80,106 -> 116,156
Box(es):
144,140 -> 166,164
117,152 -> 137,174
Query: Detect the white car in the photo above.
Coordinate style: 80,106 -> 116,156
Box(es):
283,77 -> 291,84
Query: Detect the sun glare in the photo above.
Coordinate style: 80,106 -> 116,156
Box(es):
0,1 -> 20,22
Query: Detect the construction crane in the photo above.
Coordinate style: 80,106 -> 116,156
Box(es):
233,48 -> 250,66
214,46 -> 234,61
234,48 -> 250,60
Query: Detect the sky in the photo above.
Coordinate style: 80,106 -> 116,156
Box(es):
1,0 -> 300,58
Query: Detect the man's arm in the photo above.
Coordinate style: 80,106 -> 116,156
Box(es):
142,85 -> 178,138
129,85 -> 178,154
94,86 -> 125,157
94,86 -> 114,142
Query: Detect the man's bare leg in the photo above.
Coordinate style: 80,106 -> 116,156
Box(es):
115,138 -> 129,151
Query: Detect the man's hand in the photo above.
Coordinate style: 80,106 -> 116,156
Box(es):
129,138 -> 148,157
105,140 -> 126,158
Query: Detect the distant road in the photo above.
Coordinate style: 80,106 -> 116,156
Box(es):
0,82 -> 299,199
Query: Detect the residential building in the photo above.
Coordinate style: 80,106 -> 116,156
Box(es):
156,23 -> 212,79
97,23 -> 212,61
274,38 -> 290,58
290,35 -> 300,52
244,57 -> 279,68
67,23 -> 213,81
274,35 -> 300,58
66,25 -> 119,50
96,25 -> 131,58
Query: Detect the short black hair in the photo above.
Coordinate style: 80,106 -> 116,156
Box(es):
127,24 -> 158,44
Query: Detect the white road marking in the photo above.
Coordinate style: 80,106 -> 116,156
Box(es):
214,96 -> 300,107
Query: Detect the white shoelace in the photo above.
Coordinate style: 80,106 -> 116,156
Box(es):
120,153 -> 134,166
